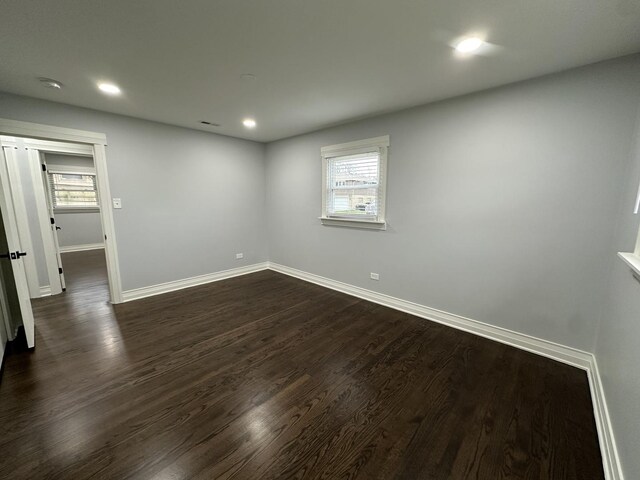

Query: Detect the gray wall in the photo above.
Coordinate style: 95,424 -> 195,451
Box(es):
265,55 -> 640,352
0,93 -> 267,291
594,102 -> 640,478
55,213 -> 103,248
45,153 -> 104,248
45,153 -> 93,169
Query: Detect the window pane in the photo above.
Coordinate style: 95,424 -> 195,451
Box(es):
327,152 -> 379,217
50,172 -> 98,207
54,191 -> 98,206
330,187 -> 378,215
52,173 -> 95,191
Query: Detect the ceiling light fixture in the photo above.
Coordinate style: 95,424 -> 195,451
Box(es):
98,82 -> 121,95
243,118 -> 257,128
455,37 -> 484,53
38,77 -> 63,89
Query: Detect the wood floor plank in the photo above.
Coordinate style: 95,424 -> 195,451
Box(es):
0,250 -> 604,479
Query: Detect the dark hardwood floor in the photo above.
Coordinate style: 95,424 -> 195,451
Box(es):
0,250 -> 604,479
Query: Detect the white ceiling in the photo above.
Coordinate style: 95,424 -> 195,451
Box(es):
1,0 -> 639,142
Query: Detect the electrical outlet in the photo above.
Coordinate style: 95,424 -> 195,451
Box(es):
370,272 -> 380,281
236,253 -> 244,259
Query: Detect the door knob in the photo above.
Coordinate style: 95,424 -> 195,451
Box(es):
0,251 -> 26,260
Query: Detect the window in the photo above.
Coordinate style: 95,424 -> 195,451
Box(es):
321,136 -> 389,229
48,171 -> 99,209
617,178 -> 640,279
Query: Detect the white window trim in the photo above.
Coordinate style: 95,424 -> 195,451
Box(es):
320,135 -> 389,230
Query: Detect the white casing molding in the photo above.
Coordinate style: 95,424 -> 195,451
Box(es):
267,262 -> 623,480
0,119 -> 106,146
59,243 -> 105,253
122,262 -> 269,302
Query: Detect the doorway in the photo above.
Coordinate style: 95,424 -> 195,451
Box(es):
0,118 -> 122,348
0,136 -> 108,296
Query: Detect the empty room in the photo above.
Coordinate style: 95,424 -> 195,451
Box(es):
0,1 -> 639,479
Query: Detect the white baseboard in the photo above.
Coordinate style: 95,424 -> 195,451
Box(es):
59,243 -> 104,253
268,262 -> 592,369
587,357 -> 624,480
122,262 -> 269,302
267,262 -> 622,479
39,285 -> 51,297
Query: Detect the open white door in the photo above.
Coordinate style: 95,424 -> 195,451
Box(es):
26,149 -> 63,295
1,144 -> 43,298
39,155 -> 66,291
0,148 -> 35,347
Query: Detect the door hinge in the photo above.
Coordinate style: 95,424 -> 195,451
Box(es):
50,217 -> 55,225
58,267 -> 63,274
42,164 -> 47,172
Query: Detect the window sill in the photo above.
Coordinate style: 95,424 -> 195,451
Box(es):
618,252 -> 640,280
319,217 -> 387,230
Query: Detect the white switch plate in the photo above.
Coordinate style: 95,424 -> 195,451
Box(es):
236,253 -> 244,259
370,272 -> 380,280
112,198 -> 122,209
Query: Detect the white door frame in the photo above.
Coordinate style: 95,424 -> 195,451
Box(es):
0,118 -> 123,304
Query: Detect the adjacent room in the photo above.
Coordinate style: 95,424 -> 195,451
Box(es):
0,1 -> 639,479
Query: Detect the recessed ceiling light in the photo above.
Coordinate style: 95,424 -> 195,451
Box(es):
243,118 -> 257,128
98,82 -> 121,95
38,77 -> 63,89
455,37 -> 484,53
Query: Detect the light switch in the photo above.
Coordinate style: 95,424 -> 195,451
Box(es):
112,198 -> 122,209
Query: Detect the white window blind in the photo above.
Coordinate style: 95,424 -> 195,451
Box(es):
48,171 -> 99,208
321,135 -> 389,229
326,151 -> 381,219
